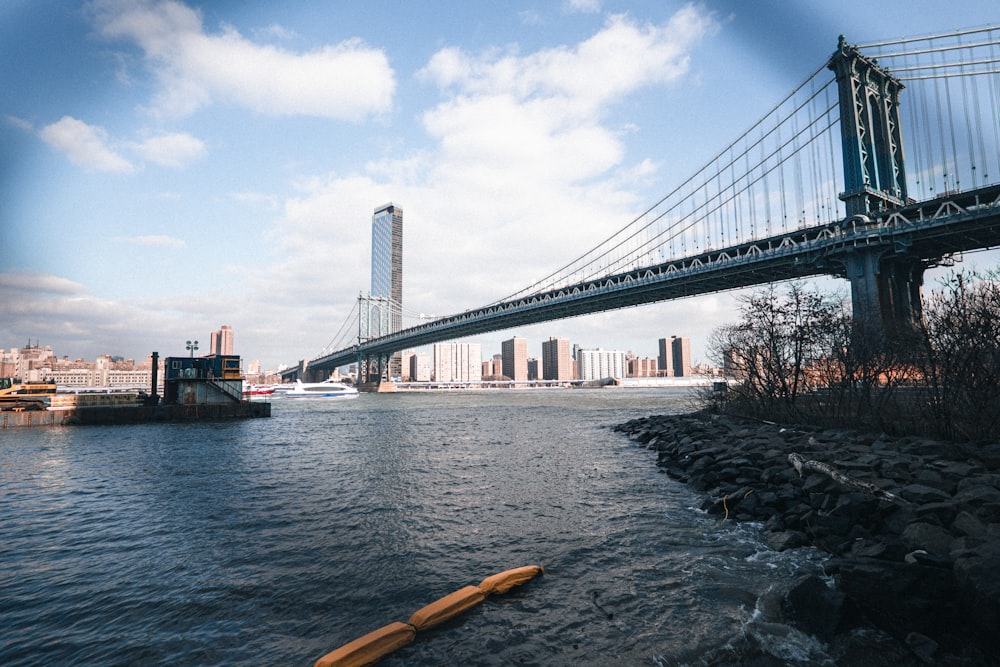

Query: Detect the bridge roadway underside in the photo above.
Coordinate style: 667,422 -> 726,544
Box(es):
294,184 -> 1000,378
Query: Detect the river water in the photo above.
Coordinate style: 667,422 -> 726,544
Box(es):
1,389 -> 830,666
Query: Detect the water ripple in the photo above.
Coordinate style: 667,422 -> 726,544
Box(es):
1,390 -> 824,665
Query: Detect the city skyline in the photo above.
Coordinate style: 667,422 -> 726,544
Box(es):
0,330 -> 696,380
3,2 -> 997,370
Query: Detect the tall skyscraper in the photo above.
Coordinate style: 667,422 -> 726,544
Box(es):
658,336 -> 692,377
542,336 -> 573,381
657,337 -> 674,376
371,203 -> 403,378
210,325 -> 234,356
501,336 -> 528,381
672,336 -> 692,377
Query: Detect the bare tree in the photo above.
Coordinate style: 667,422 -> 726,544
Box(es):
918,269 -> 1000,440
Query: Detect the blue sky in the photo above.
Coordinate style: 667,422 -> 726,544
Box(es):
2,1 -> 996,370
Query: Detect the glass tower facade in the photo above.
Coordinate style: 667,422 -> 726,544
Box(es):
371,203 -> 403,378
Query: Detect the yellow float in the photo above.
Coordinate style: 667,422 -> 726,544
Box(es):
312,565 -> 544,666
478,565 -> 545,595
407,585 -> 486,631
313,621 -> 415,667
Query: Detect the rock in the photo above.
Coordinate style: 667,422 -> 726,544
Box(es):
899,483 -> 952,504
622,411 -> 1000,662
827,558 -> 960,642
783,575 -> 844,641
904,632 -> 938,664
901,521 -> 956,558
829,627 -> 915,667
766,530 -> 807,551
951,510 -> 987,538
952,543 -> 1000,649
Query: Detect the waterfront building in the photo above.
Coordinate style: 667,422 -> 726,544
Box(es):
482,357 -> 504,379
658,336 -> 692,377
2,347 -> 163,389
501,336 -> 528,381
657,338 -> 675,376
432,343 -> 452,382
527,358 -> 541,381
433,343 -> 482,382
409,353 -> 432,382
2,342 -> 55,381
576,348 -> 627,381
210,325 -> 234,356
541,336 -> 573,381
672,336 -> 692,377
628,356 -> 659,377
371,203 -> 403,378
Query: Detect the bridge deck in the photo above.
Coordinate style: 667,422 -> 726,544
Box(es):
290,184 -> 1000,376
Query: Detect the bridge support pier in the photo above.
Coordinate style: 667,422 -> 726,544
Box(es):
358,352 -> 393,392
842,248 -> 926,337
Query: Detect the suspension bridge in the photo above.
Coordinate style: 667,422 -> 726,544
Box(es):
284,28 -> 1000,386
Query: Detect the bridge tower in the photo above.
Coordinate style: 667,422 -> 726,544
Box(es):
828,36 -> 922,336
357,294 -> 396,387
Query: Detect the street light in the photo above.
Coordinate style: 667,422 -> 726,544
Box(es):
186,340 -> 199,357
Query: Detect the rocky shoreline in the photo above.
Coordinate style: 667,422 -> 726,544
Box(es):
615,411 -> 1000,666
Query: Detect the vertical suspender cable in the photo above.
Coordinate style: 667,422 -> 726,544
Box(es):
987,30 -> 999,182
941,47 -> 961,191
762,129 -> 773,237
958,34 -> 978,189
931,42 -> 949,194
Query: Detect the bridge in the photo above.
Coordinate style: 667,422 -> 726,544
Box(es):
284,28 -> 1000,385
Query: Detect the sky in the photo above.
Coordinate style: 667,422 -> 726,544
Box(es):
2,0 -> 997,371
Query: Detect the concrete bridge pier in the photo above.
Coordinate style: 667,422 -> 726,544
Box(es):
358,352 -> 397,392
841,247 -> 926,337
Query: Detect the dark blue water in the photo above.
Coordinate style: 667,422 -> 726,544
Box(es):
1,389 -> 829,666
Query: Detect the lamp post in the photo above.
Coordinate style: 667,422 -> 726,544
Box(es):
186,340 -> 199,357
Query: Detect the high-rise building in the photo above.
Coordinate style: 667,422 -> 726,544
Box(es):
371,203 -> 403,378
658,336 -> 692,377
210,325 -> 234,356
501,336 -> 528,381
657,337 -> 674,376
576,348 -> 627,381
541,336 -> 573,381
409,353 -> 432,382
432,343 -> 482,382
672,336 -> 692,377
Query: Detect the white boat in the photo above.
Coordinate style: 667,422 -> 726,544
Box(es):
242,381 -> 275,399
285,378 -> 359,399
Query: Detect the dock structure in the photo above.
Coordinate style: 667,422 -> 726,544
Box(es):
1,352 -> 271,428
2,401 -> 270,428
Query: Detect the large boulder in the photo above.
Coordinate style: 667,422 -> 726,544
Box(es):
783,575 -> 844,641
952,542 -> 1000,650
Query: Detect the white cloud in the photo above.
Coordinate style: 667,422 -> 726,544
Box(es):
0,271 -> 204,361
0,272 -> 88,295
257,7 -> 720,343
420,9 -> 714,109
131,131 -> 206,167
39,116 -> 134,173
5,115 -> 34,132
89,0 -> 395,120
563,0 -> 602,14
